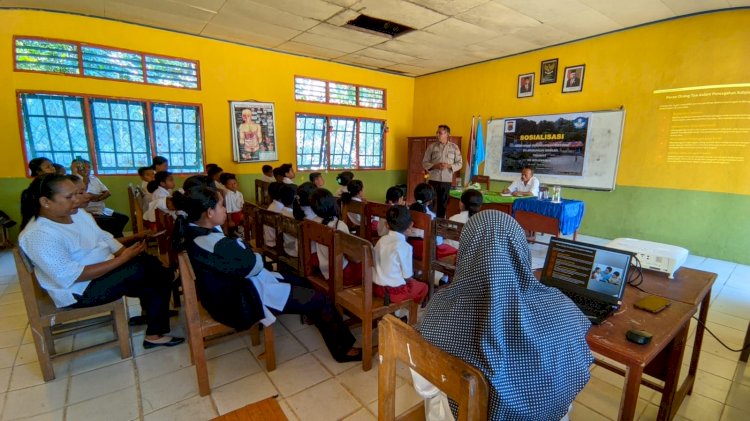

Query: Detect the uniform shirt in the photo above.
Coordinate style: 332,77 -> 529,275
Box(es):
347,197 -> 363,227
143,186 -> 173,222
280,208 -> 298,257
507,176 -> 540,196
224,189 -> 245,213
335,186 -> 348,197
373,231 -> 413,288
85,175 -> 109,215
214,181 -> 226,191
311,217 -> 349,280
19,211 -> 123,307
261,175 -> 275,183
282,177 -> 294,185
139,180 -> 153,211
264,200 -> 285,247
422,141 -> 463,183
445,210 -> 470,249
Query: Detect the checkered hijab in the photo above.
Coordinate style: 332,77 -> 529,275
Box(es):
418,210 -> 592,421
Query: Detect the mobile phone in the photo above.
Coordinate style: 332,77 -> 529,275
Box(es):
148,230 -> 167,238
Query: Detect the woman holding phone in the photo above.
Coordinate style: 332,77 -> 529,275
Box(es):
19,174 -> 183,349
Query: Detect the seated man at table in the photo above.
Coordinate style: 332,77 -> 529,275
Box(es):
502,166 -> 539,197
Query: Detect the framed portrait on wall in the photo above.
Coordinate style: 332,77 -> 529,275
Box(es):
562,65 -> 585,93
230,101 -> 278,163
517,73 -> 534,98
540,58 -> 558,84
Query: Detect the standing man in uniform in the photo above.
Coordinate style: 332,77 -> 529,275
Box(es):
422,125 -> 462,218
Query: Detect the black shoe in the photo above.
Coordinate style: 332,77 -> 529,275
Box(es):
129,310 -> 180,326
142,336 -> 185,349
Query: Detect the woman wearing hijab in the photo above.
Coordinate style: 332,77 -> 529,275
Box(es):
416,210 -> 592,421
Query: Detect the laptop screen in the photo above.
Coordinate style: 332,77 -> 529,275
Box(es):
541,237 -> 633,304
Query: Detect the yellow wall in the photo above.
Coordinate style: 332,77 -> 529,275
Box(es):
0,9 -> 414,178
413,9 -> 750,196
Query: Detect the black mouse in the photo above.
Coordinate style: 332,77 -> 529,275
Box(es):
626,329 -> 652,345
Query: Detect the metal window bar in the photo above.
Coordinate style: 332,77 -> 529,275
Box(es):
145,56 -> 199,88
20,93 -> 90,168
295,115 -> 327,170
358,120 -> 384,168
152,104 -> 203,172
358,87 -> 385,109
328,117 -> 357,169
89,98 -> 151,174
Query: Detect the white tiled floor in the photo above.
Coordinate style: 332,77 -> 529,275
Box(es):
0,236 -> 748,420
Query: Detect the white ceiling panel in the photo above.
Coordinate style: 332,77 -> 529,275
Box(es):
216,0 -> 319,31
661,0 -> 731,15
336,53 -> 395,68
408,0 -> 492,15
292,32 -> 368,53
456,1 -> 540,33
245,0 -> 342,20
105,0 -> 212,33
1,0 -> 105,14
275,40 -> 347,59
4,0 -> 736,76
579,0 -> 675,27
423,17 -> 503,44
351,0 -> 448,29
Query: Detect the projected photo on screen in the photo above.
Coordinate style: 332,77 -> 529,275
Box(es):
501,113 -> 591,176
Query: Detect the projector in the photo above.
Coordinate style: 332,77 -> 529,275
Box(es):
605,238 -> 689,279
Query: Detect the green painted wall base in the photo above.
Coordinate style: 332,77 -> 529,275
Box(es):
2,175 -> 747,265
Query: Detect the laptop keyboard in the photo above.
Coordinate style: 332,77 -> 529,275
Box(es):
560,289 -> 614,323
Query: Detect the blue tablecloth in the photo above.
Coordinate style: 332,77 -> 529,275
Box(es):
511,198 -> 585,235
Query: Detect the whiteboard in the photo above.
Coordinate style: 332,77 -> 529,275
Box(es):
484,110 -> 625,190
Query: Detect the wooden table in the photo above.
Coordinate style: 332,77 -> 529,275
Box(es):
588,267 -> 715,421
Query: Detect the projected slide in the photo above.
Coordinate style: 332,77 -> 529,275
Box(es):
501,113 -> 591,176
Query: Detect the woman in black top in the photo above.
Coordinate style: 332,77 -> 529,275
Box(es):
172,185 -> 361,362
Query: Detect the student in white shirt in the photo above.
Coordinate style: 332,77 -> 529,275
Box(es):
143,171 -> 176,225
265,183 -> 296,255
373,206 -> 428,305
263,182 -> 285,247
502,166 -> 540,197
341,179 -> 365,229
74,158 -> 129,238
19,174 -> 183,349
220,172 -> 245,234
206,164 -> 225,191
334,171 -> 353,196
376,186 -> 406,237
260,165 -> 275,183
310,189 -> 358,284
292,182 -> 318,222
137,166 -> 155,210
445,189 -> 484,249
279,163 -> 296,185
309,172 -> 325,188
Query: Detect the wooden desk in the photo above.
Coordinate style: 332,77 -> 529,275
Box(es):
588,286 -> 696,421
632,268 -> 716,420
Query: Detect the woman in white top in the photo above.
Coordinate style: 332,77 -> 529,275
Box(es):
18,174 -> 183,349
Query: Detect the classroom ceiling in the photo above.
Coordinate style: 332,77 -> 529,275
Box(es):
2,0 -> 746,76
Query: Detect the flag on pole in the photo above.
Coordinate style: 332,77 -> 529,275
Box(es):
472,117 -> 485,178
463,116 -> 476,186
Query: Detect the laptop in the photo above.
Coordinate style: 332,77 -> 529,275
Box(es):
540,237 -> 634,324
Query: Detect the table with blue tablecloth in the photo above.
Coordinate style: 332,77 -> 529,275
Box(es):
512,198 -> 585,238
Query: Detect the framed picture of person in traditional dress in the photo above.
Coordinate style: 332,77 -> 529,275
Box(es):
517,73 -> 534,98
230,101 -> 278,163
